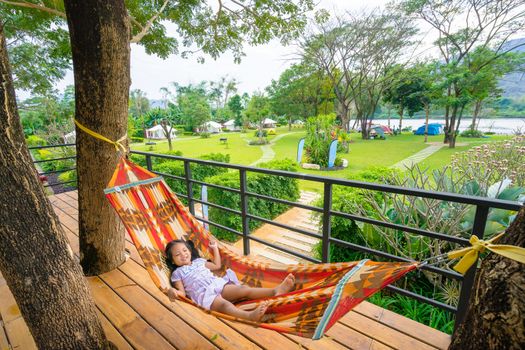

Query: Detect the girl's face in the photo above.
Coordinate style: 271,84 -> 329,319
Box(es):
170,243 -> 191,266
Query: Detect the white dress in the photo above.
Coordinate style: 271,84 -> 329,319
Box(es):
171,258 -> 240,309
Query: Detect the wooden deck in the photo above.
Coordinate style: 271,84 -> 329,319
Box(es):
0,191 -> 451,350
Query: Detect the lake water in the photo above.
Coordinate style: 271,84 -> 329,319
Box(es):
375,118 -> 525,134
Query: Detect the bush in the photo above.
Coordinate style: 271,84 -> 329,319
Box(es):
460,129 -> 484,138
207,159 -> 300,241
254,129 -> 268,137
249,139 -> 269,145
58,170 -> 78,186
26,135 -> 48,147
183,131 -> 194,136
200,132 -> 211,138
156,153 -> 231,204
130,136 -> 144,143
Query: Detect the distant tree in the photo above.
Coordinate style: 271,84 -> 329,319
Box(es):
209,76 -> 238,111
245,93 -> 270,143
401,0 -> 525,148
146,108 -> 177,150
228,94 -> 244,127
129,89 -> 150,137
177,84 -> 211,132
382,65 -> 425,131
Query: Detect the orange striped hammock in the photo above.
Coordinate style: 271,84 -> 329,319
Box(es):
105,158 -> 418,339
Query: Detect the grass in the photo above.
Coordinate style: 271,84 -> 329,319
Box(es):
131,129 -> 513,193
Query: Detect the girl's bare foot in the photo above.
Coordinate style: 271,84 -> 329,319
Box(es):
274,273 -> 295,296
247,301 -> 269,321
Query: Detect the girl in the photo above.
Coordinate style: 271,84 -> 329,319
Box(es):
165,239 -> 295,321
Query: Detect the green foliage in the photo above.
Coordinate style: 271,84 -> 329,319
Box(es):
200,132 -> 211,138
304,114 -> 337,167
25,135 -> 48,147
460,129 -> 484,138
207,159 -> 300,241
156,153 -> 231,204
57,170 -> 77,186
254,129 -> 268,137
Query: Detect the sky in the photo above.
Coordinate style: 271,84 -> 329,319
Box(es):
16,0 -> 393,101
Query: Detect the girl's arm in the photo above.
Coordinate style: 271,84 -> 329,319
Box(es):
168,280 -> 186,300
205,241 -> 221,271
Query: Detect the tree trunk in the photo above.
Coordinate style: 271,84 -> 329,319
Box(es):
398,105 -> 404,132
64,0 -> 130,275
0,24 -> 112,349
450,207 -> 525,350
448,104 -> 458,149
424,104 -> 430,143
444,87 -> 451,144
471,100 -> 482,132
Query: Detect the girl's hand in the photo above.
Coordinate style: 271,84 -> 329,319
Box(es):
209,240 -> 218,250
168,288 -> 182,300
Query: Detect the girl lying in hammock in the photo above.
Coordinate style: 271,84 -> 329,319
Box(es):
165,239 -> 295,321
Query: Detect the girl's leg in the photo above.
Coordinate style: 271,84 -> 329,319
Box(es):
221,273 -> 295,302
210,295 -> 268,321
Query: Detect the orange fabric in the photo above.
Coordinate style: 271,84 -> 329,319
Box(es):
105,158 -> 417,339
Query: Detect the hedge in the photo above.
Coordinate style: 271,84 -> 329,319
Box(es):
155,153 -> 231,204
206,159 -> 300,242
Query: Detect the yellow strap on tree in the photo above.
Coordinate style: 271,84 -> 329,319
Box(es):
448,232 -> 525,274
74,119 -> 127,153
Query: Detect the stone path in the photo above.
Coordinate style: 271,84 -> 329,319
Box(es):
249,132 -> 295,166
391,143 -> 445,170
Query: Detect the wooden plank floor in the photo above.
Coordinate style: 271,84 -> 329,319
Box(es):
0,192 -> 451,350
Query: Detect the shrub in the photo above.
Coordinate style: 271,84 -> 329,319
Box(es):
183,131 -> 194,136
304,114 -> 337,167
156,153 -> 231,204
200,132 -> 211,138
58,170 -> 78,186
249,139 -> 269,145
254,129 -> 268,137
207,159 -> 300,241
460,129 -> 484,138
26,135 -> 47,147
130,136 -> 144,143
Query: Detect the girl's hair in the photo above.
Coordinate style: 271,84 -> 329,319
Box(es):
165,239 -> 201,270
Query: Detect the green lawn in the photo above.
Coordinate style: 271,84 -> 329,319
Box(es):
131,129 -> 512,193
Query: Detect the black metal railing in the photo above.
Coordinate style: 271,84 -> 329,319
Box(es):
32,144 -> 523,330
28,144 -> 76,189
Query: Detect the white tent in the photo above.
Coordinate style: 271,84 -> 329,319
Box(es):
200,121 -> 222,133
262,118 -> 277,128
146,125 -> 177,139
223,119 -> 240,131
64,131 -> 76,143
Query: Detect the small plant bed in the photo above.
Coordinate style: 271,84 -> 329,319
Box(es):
249,139 -> 269,145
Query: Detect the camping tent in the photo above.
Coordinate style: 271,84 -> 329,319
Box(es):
262,118 -> 277,128
200,121 -> 222,133
415,123 -> 443,135
146,125 -> 177,139
223,119 -> 240,131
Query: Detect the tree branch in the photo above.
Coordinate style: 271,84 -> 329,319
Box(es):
0,0 -> 66,18
130,0 -> 170,44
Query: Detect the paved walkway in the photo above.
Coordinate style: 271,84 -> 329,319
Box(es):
391,143 -> 445,170
249,132 -> 295,166
232,190 -> 321,264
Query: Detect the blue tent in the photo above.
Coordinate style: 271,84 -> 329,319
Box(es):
415,123 -> 442,135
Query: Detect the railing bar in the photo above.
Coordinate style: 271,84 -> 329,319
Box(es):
191,179 -> 241,194
385,285 -> 457,313
44,180 -> 77,188
193,216 -> 243,236
173,192 -> 188,199
192,198 -> 242,215
39,167 -> 77,175
28,143 -> 76,150
184,161 -> 194,215
129,151 -> 522,211
330,237 -> 463,280
33,156 -> 76,163
332,210 -> 470,245
246,191 -> 323,213
246,214 -> 322,240
151,171 -> 186,181
247,235 -> 321,263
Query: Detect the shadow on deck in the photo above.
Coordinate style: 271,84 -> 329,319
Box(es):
0,192 -> 451,350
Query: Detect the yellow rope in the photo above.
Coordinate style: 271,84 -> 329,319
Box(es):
448,232 -> 525,274
74,119 -> 127,153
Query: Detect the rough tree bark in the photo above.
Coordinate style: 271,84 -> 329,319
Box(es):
450,207 -> 525,350
64,0 -> 130,275
0,23 -> 111,349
